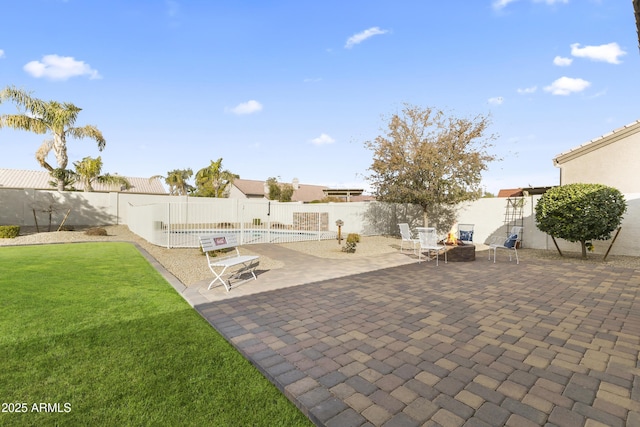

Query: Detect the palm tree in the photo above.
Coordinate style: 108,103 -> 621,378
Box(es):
194,158 -> 239,197
150,169 -> 194,195
48,168 -> 77,190
0,86 -> 106,191
73,156 -> 131,192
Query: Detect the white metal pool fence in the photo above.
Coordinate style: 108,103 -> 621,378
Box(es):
126,199 -> 422,248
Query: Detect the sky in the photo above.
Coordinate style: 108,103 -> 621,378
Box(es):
1,0 -> 638,195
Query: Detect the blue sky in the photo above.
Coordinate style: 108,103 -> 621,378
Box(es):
1,0 -> 638,194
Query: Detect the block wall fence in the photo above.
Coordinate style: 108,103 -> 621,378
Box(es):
0,189 -> 638,257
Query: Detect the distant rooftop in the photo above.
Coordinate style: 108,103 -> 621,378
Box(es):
497,187 -> 554,197
232,178 -> 373,202
0,169 -> 167,194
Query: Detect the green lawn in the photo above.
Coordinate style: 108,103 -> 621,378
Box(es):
0,242 -> 312,427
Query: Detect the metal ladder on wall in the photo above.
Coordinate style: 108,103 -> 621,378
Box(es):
504,197 -> 525,246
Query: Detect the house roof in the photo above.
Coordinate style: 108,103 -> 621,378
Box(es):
232,179 -> 266,197
553,119 -> 640,165
497,187 -> 554,197
497,188 -> 523,198
635,0 -> 640,52
290,184 -> 327,202
348,195 -> 377,202
232,178 -> 344,202
0,169 -> 167,194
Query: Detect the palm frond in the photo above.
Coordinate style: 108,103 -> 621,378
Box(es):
97,174 -> 131,190
1,114 -> 48,133
68,125 -> 106,150
35,140 -> 55,171
0,86 -> 47,117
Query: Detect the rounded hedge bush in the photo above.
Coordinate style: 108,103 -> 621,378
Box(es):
535,183 -> 626,258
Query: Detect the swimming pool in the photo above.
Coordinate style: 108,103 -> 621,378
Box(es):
160,228 -> 338,248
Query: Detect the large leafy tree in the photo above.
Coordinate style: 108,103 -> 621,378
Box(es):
73,156 -> 131,192
535,183 -> 626,259
194,158 -> 238,198
365,104 -> 497,232
0,86 -> 106,191
151,169 -> 194,195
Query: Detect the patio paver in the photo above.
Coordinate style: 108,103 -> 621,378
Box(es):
157,244 -> 640,426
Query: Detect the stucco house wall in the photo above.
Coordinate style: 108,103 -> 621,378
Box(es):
553,120 -> 640,193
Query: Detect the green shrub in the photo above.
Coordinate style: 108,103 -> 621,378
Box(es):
341,241 -> 357,253
341,234 -> 359,253
85,227 -> 108,236
535,183 -> 626,258
216,222 -> 236,229
0,225 -> 20,239
346,233 -> 360,243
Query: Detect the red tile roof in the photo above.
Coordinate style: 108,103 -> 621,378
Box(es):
497,188 -> 523,198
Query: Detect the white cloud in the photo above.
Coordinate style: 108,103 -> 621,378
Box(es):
0,49 -> 5,59
310,133 -> 335,145
494,0 -> 567,10
517,86 -> 537,94
23,54 -> 101,80
492,0 -> 517,10
488,96 -> 504,105
586,89 -> 607,99
570,42 -> 626,64
553,56 -> 572,66
303,77 -> 322,83
544,76 -> 591,95
228,100 -> 263,115
345,27 -> 389,49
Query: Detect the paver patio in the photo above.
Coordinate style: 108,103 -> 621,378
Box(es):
186,248 -> 640,426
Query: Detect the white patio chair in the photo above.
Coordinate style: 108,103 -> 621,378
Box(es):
488,226 -> 523,264
398,223 -> 419,254
457,224 -> 475,244
417,227 -> 447,266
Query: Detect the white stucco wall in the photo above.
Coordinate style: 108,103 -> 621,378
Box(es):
457,194 -> 640,257
227,185 -> 248,199
556,123 -> 640,193
1,190 -> 639,257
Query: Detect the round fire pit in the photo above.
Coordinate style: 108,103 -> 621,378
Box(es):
445,244 -> 476,262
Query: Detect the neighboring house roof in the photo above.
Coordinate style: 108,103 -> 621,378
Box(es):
497,187 -> 554,197
232,178 -> 367,202
497,188 -> 523,198
349,195 -> 377,202
0,169 -> 167,194
290,183 -> 327,202
232,179 -> 266,197
553,119 -> 640,165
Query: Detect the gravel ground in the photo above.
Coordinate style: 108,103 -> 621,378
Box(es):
0,226 -> 402,286
2,225 -> 639,286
